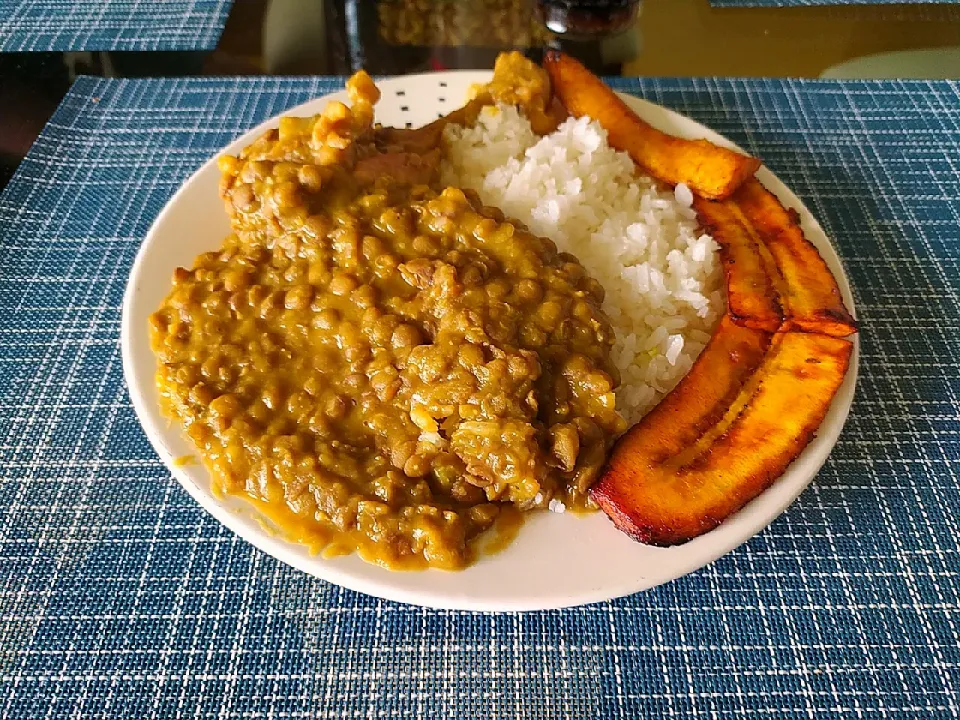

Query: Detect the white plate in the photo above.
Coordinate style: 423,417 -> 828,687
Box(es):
122,71 -> 858,612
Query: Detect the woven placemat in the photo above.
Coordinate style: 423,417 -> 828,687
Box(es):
0,74 -> 958,718
0,0 -> 232,52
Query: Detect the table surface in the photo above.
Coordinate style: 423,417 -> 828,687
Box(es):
2,70 -> 959,719
3,0 -> 960,188
1,2 -> 960,719
0,0 -> 234,52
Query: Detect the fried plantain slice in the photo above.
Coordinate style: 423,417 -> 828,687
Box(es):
694,194 -> 784,332
734,179 -> 857,337
543,51 -> 761,200
591,323 -> 852,546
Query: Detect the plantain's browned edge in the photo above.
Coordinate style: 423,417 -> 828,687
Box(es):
590,319 -> 773,545
695,197 -> 784,332
591,485 -> 721,547
591,331 -> 853,547
734,179 -> 858,338
543,51 -> 761,202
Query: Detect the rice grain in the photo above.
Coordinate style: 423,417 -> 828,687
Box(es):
442,105 -> 724,425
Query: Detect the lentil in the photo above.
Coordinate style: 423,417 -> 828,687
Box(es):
150,65 -> 623,570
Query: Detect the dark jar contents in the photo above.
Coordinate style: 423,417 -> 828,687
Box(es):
536,0 -> 640,39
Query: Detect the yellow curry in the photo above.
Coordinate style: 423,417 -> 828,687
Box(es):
149,54 -> 624,570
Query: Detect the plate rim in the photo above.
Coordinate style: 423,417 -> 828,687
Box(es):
121,70 -> 859,611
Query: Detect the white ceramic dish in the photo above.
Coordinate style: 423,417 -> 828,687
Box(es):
121,71 -> 858,612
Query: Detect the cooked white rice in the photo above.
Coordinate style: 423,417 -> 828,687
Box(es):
442,104 -> 724,426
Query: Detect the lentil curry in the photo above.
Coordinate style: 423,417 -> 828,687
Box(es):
149,54 -> 626,570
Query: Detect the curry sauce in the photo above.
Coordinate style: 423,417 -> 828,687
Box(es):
149,58 -> 625,570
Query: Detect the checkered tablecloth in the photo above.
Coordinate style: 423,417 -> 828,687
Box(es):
1,74 -> 958,718
0,0 -> 232,52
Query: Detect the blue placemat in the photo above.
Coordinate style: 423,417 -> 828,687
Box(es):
0,0 -> 232,52
1,74 -> 959,718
